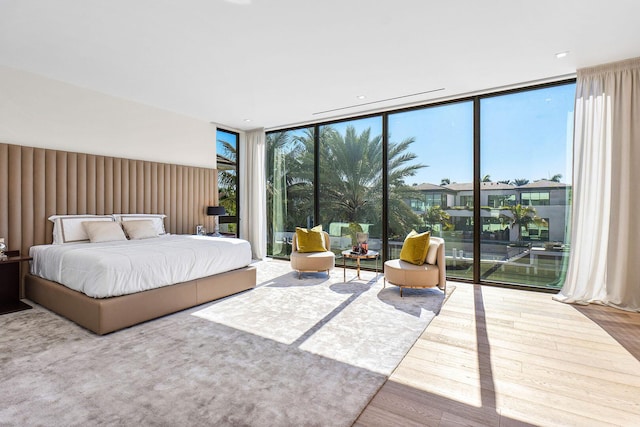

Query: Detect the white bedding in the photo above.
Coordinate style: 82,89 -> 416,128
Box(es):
29,235 -> 252,298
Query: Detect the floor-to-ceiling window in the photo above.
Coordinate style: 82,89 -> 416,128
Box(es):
266,127 -> 315,258
318,117 -> 383,270
216,129 -> 239,235
387,101 -> 474,280
265,80 -> 575,290
479,83 -> 575,288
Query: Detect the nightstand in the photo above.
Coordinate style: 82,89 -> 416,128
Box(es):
0,251 -> 32,315
205,232 -> 237,238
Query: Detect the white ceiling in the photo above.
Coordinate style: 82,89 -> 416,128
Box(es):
1,0 -> 639,131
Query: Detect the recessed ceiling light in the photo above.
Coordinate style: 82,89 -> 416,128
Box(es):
555,51 -> 569,59
356,95 -> 366,100
243,119 -> 252,122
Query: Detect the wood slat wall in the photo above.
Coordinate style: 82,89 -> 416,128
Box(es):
0,142 -> 218,264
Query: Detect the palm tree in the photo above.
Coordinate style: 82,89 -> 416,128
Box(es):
423,205 -> 451,235
266,130 -> 317,254
513,178 -> 530,186
482,174 -> 492,182
319,126 -> 379,222
318,125 -> 425,239
500,204 -> 547,242
217,139 -> 237,216
267,125 -> 426,249
440,178 -> 451,185
550,173 -> 562,182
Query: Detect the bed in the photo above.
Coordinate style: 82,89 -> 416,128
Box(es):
25,233 -> 256,335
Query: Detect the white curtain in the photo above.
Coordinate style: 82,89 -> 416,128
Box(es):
555,57 -> 640,312
271,147 -> 287,255
239,129 -> 267,259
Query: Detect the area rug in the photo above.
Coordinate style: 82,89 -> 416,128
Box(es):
0,260 -> 450,426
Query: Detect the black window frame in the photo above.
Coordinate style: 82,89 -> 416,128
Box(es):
216,128 -> 240,237
265,78 -> 575,292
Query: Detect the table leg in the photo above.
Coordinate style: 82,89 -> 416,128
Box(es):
356,257 -> 361,279
343,255 -> 346,282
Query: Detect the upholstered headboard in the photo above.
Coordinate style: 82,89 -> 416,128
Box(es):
0,143 -> 218,261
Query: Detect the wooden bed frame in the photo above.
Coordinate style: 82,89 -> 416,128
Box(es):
25,266 -> 256,335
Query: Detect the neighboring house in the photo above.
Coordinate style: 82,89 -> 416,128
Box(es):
516,180 -> 572,242
408,180 -> 571,243
409,183 -> 457,212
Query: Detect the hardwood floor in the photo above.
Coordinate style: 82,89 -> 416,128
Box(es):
573,303 -> 640,361
355,282 -> 640,426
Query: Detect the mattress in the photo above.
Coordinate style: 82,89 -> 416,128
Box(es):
29,234 -> 252,298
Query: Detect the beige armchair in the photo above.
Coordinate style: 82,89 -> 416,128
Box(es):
290,231 -> 335,279
384,236 -> 446,296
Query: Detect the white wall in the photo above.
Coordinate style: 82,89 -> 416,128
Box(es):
0,66 -> 216,168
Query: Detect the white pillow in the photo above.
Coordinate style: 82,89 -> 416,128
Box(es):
426,241 -> 439,265
122,220 -> 159,240
82,221 -> 127,243
48,215 -> 115,244
114,214 -> 166,235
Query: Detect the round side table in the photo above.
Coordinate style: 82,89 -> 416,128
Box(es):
341,250 -> 380,281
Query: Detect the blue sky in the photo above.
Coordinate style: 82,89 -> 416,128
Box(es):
216,129 -> 237,161
327,82 -> 576,185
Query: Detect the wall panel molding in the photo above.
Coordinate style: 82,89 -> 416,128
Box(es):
0,142 -> 218,269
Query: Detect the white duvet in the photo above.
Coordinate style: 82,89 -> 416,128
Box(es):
29,234 -> 253,298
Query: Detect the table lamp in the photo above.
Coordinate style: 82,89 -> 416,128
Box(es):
207,206 -> 226,237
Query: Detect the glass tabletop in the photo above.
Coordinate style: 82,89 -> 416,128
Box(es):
341,250 -> 379,259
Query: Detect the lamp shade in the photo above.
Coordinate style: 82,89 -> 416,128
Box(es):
207,206 -> 226,216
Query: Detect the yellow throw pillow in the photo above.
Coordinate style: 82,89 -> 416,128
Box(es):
295,225 -> 326,253
399,230 -> 430,265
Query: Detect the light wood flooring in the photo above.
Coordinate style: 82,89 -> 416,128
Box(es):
355,282 -> 640,427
